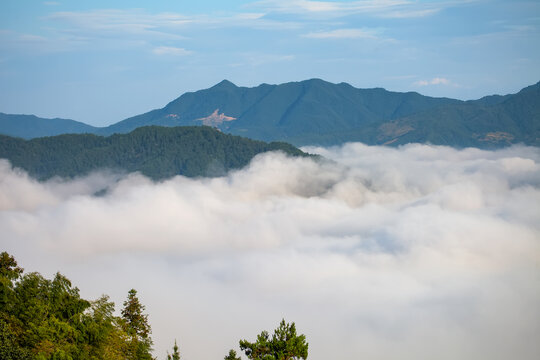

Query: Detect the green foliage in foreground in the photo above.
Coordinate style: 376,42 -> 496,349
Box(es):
224,349 -> 242,360
1,252 -> 308,359
230,319 -> 308,360
0,126 -> 309,181
0,252 -> 153,360
166,340 -> 180,360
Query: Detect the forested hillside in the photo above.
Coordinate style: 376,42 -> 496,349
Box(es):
0,126 -> 308,180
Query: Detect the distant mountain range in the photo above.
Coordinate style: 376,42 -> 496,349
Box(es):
1,79 -> 539,147
0,126 -> 308,180
0,113 -> 98,139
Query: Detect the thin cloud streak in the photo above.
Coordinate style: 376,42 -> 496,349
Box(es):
1,143 -> 539,360
251,0 -> 411,14
302,28 -> 380,39
152,46 -> 192,56
414,77 -> 455,86
47,9 -> 191,40
9,8 -> 300,55
249,0 -> 460,18
36,0 -> 462,52
47,8 -> 299,37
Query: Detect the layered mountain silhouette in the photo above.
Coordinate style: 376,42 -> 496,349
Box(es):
2,79 -> 539,147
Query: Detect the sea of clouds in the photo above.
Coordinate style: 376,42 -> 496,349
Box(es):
1,143 -> 539,360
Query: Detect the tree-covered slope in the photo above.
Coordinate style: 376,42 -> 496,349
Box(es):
0,126 -> 308,180
373,81 -> 540,147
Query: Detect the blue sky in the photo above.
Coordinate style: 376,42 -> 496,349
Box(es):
1,0 -> 539,126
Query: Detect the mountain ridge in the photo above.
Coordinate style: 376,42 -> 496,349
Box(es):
1,79 -> 539,147
0,112 -> 99,139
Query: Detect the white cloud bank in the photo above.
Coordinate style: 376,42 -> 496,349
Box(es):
1,143 -> 539,360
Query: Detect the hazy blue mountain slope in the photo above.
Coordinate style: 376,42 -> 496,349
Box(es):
0,113 -> 98,139
376,82 -> 540,147
98,79 -> 461,141
97,79 -> 538,147
1,80 -> 538,147
0,126 -> 308,180
228,80 -> 463,143
98,80 -> 274,135
494,81 -> 540,137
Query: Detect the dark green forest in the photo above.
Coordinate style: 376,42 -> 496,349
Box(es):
0,126 -> 308,181
0,252 -> 309,360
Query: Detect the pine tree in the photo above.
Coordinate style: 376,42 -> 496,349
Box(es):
224,349 -> 241,360
239,319 -> 308,360
122,289 -> 151,338
167,339 -> 181,360
121,289 -> 153,360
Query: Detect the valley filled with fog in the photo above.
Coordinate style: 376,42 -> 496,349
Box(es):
1,143 -> 539,360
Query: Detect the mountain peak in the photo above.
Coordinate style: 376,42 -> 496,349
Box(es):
303,78 -> 326,84
212,79 -> 237,89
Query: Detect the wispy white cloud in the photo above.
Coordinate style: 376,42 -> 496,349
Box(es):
1,10 -> 192,55
249,0 -> 452,19
48,10 -> 190,39
1,7 -> 303,64
152,46 -> 192,56
47,8 -> 299,37
302,28 -> 379,39
414,77 -> 454,86
251,0 -> 409,14
380,7 -> 439,18
0,29 -> 86,53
